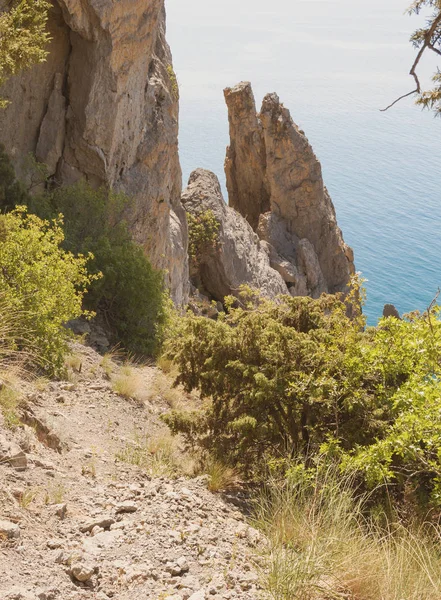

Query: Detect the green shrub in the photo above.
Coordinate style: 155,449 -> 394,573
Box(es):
166,64 -> 179,100
0,0 -> 51,107
187,209 -> 220,263
164,282 -> 372,472
45,180 -> 169,356
164,281 -> 441,508
0,207 -> 94,375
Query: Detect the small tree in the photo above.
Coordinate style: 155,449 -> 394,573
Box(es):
0,207 -> 95,375
0,0 -> 51,107
383,1 -> 441,114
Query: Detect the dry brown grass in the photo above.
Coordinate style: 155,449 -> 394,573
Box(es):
146,370 -> 182,409
111,364 -> 144,400
65,353 -> 82,373
254,467 -> 441,600
204,458 -> 240,493
116,430 -> 197,478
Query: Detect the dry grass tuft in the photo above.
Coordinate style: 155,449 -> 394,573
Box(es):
0,379 -> 23,429
111,363 -> 144,400
116,430 -> 196,478
204,458 -> 240,493
65,353 -> 82,373
254,467 -> 441,600
156,355 -> 179,377
146,370 -> 182,409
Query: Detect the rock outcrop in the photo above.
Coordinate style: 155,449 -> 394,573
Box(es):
224,82 -> 270,231
182,169 -> 287,302
224,82 -> 354,297
0,0 -> 188,304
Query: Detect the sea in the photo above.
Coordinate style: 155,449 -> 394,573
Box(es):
166,0 -> 441,324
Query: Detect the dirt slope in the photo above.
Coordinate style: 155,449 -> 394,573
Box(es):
0,343 -> 266,600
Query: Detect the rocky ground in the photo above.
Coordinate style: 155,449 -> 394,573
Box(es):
0,343 -> 267,600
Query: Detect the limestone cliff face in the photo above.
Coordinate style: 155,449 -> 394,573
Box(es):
224,82 -> 354,297
0,0 -> 188,305
182,169 -> 287,302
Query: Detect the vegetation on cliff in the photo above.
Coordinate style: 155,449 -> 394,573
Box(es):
0,207 -> 93,375
0,148 -> 169,358
0,0 -> 50,107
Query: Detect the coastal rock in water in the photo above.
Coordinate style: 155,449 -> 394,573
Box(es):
224,82 -> 355,297
0,0 -> 188,305
182,169 -> 287,302
383,304 -> 401,319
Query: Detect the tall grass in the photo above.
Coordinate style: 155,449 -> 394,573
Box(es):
254,466 -> 441,600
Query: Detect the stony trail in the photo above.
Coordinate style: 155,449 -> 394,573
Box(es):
0,344 -> 266,600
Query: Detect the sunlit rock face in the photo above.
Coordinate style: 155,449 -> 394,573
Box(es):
0,0 -> 189,305
224,81 -> 355,298
182,168 -> 287,302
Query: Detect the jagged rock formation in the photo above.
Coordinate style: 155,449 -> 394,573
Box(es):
224,82 -> 354,297
0,0 -> 188,304
182,169 -> 287,301
224,83 -> 270,231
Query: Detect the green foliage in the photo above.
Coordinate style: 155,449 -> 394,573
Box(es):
164,280 -> 441,508
0,144 -> 29,209
166,64 -> 179,100
0,149 -> 169,356
406,1 -> 441,114
0,0 -> 51,107
339,307 -> 441,507
164,281 -> 369,472
42,180 -> 169,356
187,209 -> 220,263
0,207 -> 94,375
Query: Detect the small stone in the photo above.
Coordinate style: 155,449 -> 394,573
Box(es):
115,501 -> 137,514
188,591 -> 205,600
53,503 -> 67,519
80,517 -> 115,533
69,561 -> 96,582
47,538 -> 63,549
0,519 -> 20,539
176,557 -> 190,573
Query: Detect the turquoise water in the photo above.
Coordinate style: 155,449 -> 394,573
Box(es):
166,0 -> 441,323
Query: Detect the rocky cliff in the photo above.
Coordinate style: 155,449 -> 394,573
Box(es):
0,0 -> 189,305
224,82 -> 354,298
182,169 -> 287,301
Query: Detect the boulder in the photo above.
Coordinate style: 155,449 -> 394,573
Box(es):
182,169 -> 287,302
383,304 -> 401,319
0,520 -> 20,539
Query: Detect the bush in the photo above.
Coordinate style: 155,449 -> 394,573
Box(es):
164,282 -> 441,508
0,164 -> 169,356
187,209 -> 220,263
46,181 -> 169,356
0,207 -> 93,375
0,0 -> 50,107
164,284 -> 368,472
